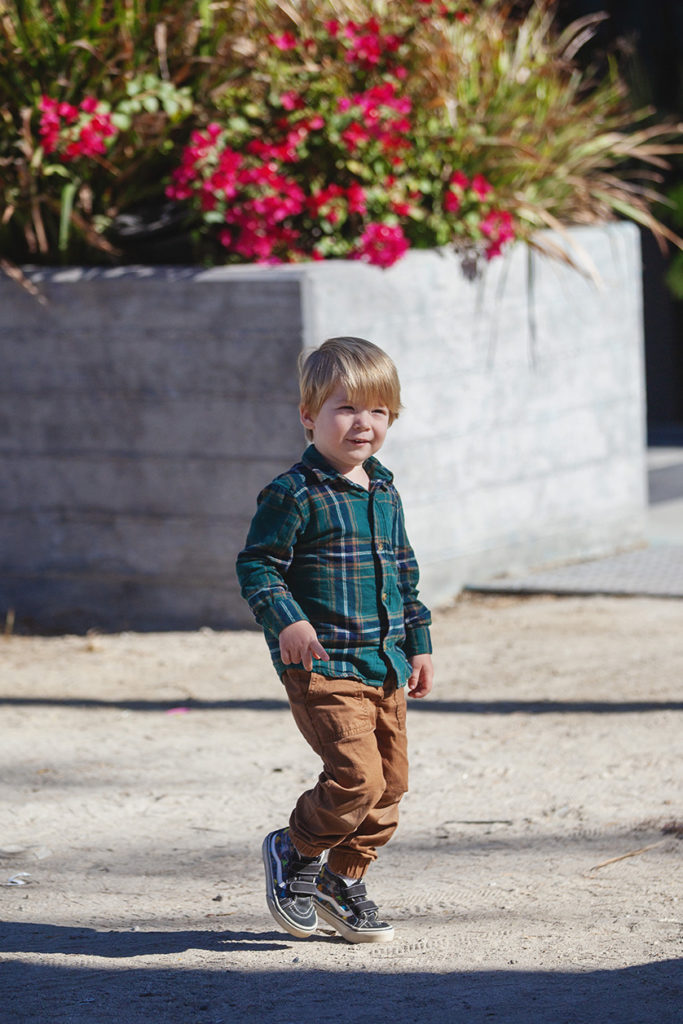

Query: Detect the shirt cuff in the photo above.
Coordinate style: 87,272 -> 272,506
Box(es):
259,596 -> 309,637
403,624 -> 433,659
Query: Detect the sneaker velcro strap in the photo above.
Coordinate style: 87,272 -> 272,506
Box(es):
344,882 -> 378,914
287,858 -> 320,896
288,877 -> 318,895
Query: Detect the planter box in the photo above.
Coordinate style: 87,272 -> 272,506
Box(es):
0,223 -> 647,631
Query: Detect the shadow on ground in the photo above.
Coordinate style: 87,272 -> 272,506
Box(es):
1,923 -> 681,1024
0,922 -> 291,956
2,697 -> 683,714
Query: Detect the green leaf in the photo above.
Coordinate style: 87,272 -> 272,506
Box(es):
346,160 -> 371,179
58,181 -> 78,253
43,164 -> 72,180
110,112 -> 132,131
228,116 -> 250,133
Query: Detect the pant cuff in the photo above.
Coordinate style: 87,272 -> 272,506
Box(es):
327,852 -> 371,879
287,829 -> 326,861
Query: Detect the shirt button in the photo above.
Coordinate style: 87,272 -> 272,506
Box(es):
381,592 -> 387,601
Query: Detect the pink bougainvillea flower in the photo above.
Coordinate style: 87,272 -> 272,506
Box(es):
444,172 -> 469,212
58,101 -> 79,124
471,173 -> 494,199
480,209 -> 514,242
309,183 -> 345,211
38,94 -> 118,162
268,32 -> 297,50
353,222 -> 410,268
480,209 -> 515,258
346,183 -> 367,215
341,16 -> 402,69
341,121 -> 371,151
280,91 -> 304,111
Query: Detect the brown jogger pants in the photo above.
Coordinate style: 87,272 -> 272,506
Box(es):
281,668 -> 409,879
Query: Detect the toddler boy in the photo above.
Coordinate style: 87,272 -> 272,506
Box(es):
236,336 -> 433,943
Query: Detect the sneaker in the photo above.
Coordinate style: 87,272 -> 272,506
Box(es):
314,865 -> 395,943
262,827 -> 323,938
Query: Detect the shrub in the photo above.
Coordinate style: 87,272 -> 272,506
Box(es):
1,0 -> 681,269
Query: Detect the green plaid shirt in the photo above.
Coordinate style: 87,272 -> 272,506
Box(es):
236,445 -> 432,687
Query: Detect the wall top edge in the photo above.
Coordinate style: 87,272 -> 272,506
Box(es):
7,222 -> 637,285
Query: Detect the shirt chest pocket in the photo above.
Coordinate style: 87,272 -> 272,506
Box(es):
371,494 -> 396,553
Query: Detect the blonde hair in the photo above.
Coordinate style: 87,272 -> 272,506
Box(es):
299,337 -> 402,442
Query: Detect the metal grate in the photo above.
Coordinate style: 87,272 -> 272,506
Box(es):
466,545 -> 683,599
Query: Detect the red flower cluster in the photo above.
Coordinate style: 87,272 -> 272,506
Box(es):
38,95 -> 117,162
416,0 -> 470,21
308,183 -> 368,225
480,210 -> 515,260
338,82 -> 411,161
342,17 -> 402,69
444,170 -> 470,212
166,9 -> 515,269
444,170 -> 494,211
441,171 -> 515,258
353,222 -> 409,268
167,125 -> 307,262
268,32 -> 297,51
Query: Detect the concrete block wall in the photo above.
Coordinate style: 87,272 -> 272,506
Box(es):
0,268 -> 305,630
302,223 -> 648,606
0,223 -> 646,630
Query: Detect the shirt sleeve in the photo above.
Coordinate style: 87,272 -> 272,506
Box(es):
392,489 -> 433,658
236,482 -> 309,636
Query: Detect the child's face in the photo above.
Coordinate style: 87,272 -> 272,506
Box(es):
300,385 -> 390,476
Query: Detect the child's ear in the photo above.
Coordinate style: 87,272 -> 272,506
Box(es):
300,406 -> 315,430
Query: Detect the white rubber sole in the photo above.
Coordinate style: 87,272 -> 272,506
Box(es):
316,901 -> 395,943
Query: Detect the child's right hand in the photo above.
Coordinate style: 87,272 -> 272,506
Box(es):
279,620 -> 330,671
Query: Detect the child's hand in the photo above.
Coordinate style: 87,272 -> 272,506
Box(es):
279,620 -> 330,672
407,653 -> 434,699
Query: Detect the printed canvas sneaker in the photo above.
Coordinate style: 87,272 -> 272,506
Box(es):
314,865 -> 395,943
262,827 -> 323,939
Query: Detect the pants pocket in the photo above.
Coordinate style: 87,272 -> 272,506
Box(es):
283,670 -> 374,750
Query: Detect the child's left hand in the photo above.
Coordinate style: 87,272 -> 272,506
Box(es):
407,653 -> 434,699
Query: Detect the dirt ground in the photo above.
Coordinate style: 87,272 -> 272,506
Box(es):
1,593 -> 682,1024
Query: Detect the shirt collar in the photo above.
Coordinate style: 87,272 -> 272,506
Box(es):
302,444 -> 393,487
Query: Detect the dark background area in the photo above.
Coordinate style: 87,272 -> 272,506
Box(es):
557,0 -> 683,442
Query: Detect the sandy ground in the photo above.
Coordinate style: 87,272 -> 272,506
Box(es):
1,593 -> 682,1023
